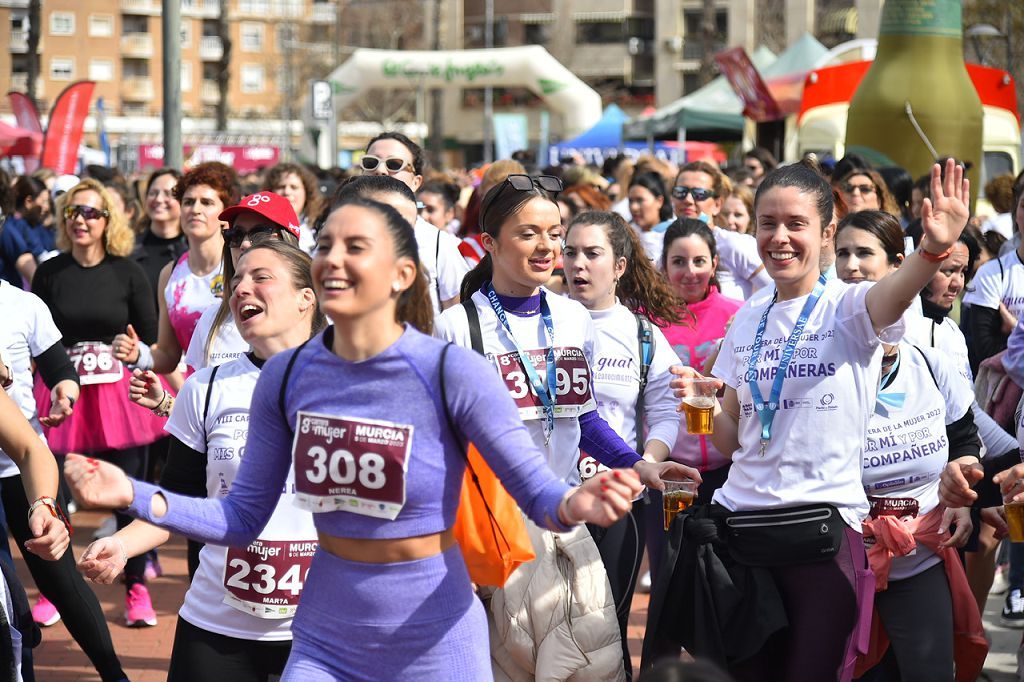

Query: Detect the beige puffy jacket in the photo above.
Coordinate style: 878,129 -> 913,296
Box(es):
485,519 -> 626,682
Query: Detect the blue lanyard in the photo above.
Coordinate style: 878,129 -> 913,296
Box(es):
485,284 -> 557,440
746,275 -> 828,456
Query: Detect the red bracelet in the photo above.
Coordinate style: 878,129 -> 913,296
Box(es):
28,496 -> 73,536
918,244 -> 954,262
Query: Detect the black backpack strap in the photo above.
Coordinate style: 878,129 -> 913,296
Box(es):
277,338 -> 313,433
435,230 -> 443,313
201,364 -> 220,444
634,313 -> 654,452
910,344 -> 940,391
462,298 -> 485,356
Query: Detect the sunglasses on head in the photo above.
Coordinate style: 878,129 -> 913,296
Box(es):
360,155 -> 414,174
842,183 -> 876,195
505,174 -> 563,195
63,204 -> 110,221
671,186 -> 717,202
222,225 -> 283,248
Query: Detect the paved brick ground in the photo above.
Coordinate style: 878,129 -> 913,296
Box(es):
10,511 -> 1018,680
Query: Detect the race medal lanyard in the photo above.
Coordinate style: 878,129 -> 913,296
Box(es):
486,284 -> 557,444
747,274 -> 828,457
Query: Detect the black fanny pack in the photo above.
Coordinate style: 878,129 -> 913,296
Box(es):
721,504 -> 844,567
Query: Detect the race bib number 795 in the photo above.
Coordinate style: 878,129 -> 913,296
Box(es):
493,346 -> 596,421
292,412 -> 413,520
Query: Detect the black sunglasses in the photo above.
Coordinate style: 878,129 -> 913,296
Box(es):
505,174 -> 563,195
63,204 -> 110,221
222,225 -> 283,247
671,186 -> 717,202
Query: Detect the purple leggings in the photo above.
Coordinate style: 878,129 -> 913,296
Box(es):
729,526 -> 874,682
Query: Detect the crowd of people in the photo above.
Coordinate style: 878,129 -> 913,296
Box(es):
1,133 -> 1023,682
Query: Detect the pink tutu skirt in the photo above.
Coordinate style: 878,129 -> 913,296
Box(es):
34,371 -> 168,455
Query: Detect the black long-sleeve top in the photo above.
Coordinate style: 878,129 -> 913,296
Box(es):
31,253 -> 158,346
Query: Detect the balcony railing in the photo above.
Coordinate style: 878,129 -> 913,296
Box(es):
120,0 -> 159,14
200,35 -> 223,61
311,3 -> 335,23
120,33 -> 154,58
10,72 -> 28,91
122,77 -> 155,101
9,28 -> 27,53
201,80 -> 219,104
682,40 -> 726,61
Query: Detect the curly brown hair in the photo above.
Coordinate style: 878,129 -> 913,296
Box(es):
263,162 -> 325,224
566,211 -> 681,325
172,162 -> 241,207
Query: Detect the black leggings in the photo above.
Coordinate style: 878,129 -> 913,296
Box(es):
167,616 -> 291,682
0,475 -> 126,682
90,446 -> 148,586
588,504 -> 646,681
856,562 -> 954,682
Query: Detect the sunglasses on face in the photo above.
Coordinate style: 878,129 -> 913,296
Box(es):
63,204 -> 110,221
842,183 -> 877,195
222,225 -> 283,248
671,186 -> 717,202
505,174 -> 563,194
360,155 -> 414,174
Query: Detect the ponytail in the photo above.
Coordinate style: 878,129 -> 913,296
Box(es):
460,253 -> 493,301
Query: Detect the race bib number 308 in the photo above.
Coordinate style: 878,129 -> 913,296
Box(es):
292,412 -> 413,520
222,539 -> 317,619
493,346 -> 596,421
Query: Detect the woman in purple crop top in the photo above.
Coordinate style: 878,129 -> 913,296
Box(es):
65,195 -> 644,681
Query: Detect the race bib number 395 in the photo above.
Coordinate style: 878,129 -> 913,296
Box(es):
222,539 -> 317,619
493,346 -> 596,421
292,412 -> 413,520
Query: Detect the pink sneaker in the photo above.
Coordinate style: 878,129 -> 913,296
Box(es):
125,584 -> 157,627
144,555 -> 162,581
32,594 -> 60,627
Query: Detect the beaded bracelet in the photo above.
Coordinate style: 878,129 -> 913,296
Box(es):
152,391 -> 174,418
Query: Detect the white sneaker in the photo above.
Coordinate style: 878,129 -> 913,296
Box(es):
992,564 -> 1010,596
93,515 -> 117,540
637,571 -> 652,594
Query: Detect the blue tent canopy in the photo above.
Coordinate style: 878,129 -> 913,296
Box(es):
548,104 -> 683,166
557,104 -> 629,148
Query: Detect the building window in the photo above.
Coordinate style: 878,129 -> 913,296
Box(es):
50,57 -> 75,80
122,58 -> 150,78
89,59 -> 114,81
576,21 -> 622,44
49,12 -> 75,36
524,24 -> 549,46
122,15 -> 148,34
240,23 -> 263,52
180,21 -> 192,48
239,0 -> 270,14
181,62 -> 193,91
88,14 -> 113,37
241,64 -> 265,93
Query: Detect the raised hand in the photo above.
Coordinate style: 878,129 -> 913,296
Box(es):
39,384 -> 74,427
634,459 -> 702,492
64,453 -> 134,510
919,158 -> 970,254
78,537 -> 128,584
938,457 -> 983,508
566,469 -> 645,527
112,324 -> 141,363
128,369 -> 164,410
669,365 -> 724,400
24,506 -> 70,561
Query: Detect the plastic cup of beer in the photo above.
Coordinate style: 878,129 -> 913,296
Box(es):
1007,502 -> 1024,543
681,378 -> 717,435
663,479 -> 698,531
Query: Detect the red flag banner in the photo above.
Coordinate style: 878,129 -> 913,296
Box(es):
40,81 -> 95,174
7,91 -> 44,171
714,48 -> 783,122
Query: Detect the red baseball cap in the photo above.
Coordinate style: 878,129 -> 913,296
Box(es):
218,191 -> 301,240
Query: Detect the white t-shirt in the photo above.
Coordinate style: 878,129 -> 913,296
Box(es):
862,344 -> 972,580
982,213 -> 1013,241
713,227 -> 771,301
434,288 -> 598,484
166,355 -> 317,641
415,216 -> 471,313
711,279 -> 905,529
297,217 -> 316,256
579,303 -> 680,481
0,281 -> 62,478
631,225 -> 666,265
962,250 -> 1024,317
903,312 -> 972,382
184,303 -> 249,372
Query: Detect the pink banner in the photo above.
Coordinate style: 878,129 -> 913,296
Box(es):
40,81 -> 96,174
138,143 -> 280,174
7,92 -> 43,171
714,48 -> 782,122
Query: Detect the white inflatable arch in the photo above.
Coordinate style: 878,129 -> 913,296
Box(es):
325,46 -> 603,137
